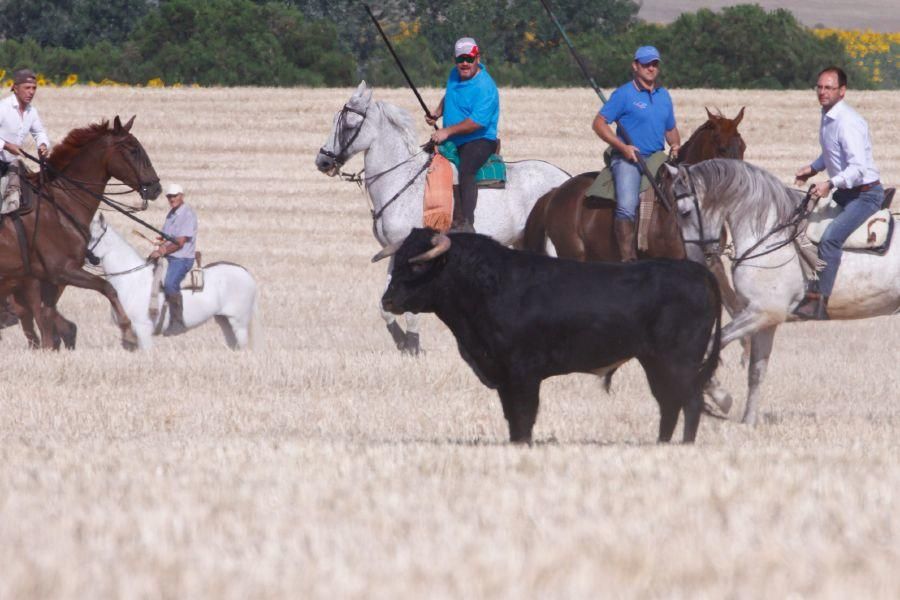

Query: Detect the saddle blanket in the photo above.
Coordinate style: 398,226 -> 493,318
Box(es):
805,199 -> 894,251
584,150 -> 668,201
438,141 -> 506,188
423,154 -> 453,232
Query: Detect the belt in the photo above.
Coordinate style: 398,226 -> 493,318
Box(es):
853,180 -> 880,193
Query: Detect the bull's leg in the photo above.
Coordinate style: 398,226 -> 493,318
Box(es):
741,326 -> 777,426
638,356 -> 693,443
497,381 -> 541,444
682,389 -> 704,443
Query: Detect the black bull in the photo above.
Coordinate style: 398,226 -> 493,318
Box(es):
376,228 -> 722,444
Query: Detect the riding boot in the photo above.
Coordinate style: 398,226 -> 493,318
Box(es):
793,291 -> 830,320
163,292 -> 188,336
614,219 -> 637,262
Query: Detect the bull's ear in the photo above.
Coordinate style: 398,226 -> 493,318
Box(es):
734,106 -> 745,127
664,163 -> 679,177
372,240 -> 403,263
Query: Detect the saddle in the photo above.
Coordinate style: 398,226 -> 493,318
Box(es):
437,140 -> 506,189
151,251 -> 206,295
584,150 -> 669,251
805,188 -> 897,254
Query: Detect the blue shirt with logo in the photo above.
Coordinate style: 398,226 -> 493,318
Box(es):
442,65 -> 499,146
599,81 -> 676,156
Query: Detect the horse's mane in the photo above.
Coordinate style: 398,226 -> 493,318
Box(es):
47,120 -> 113,172
375,101 -> 419,155
692,159 -> 803,235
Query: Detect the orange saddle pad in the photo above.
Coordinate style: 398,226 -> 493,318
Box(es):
423,154 -> 453,232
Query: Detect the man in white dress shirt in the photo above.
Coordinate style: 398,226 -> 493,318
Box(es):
794,66 -> 884,320
0,68 -> 50,214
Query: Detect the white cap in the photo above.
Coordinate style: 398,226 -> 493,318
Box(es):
166,183 -> 184,196
454,37 -> 479,58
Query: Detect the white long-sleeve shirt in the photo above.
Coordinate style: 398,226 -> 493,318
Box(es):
810,99 -> 880,190
0,94 -> 50,163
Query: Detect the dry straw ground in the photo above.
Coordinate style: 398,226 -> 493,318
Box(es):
1,85 -> 899,598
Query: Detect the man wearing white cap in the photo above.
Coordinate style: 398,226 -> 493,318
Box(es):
0,68 -> 51,214
426,36 -> 500,232
150,183 -> 198,336
592,46 -> 681,261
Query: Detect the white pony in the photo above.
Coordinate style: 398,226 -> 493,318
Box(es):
668,158 -> 897,425
315,81 -> 570,355
88,214 -> 258,350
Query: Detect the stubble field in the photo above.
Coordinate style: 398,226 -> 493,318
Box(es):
1,85 -> 899,598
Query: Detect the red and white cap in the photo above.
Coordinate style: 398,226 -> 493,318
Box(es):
454,37 -> 479,58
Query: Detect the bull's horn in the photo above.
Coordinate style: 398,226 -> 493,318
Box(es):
409,234 -> 451,264
371,240 -> 403,263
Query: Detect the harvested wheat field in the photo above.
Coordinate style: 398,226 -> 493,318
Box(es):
1,85 -> 899,599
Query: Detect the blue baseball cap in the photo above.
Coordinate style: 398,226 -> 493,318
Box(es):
634,46 -> 661,64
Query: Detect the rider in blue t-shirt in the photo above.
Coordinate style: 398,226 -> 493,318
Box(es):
592,46 -> 682,261
427,37 -> 500,232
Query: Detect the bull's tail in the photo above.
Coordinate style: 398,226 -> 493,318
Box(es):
697,269 -> 722,387
522,189 -> 554,254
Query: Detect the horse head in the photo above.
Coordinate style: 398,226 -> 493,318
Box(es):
680,108 -> 746,164
704,107 -> 746,159
316,80 -> 376,175
665,162 -> 719,264
106,115 -> 162,201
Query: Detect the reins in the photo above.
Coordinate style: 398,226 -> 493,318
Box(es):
19,149 -> 175,243
85,219 -> 155,277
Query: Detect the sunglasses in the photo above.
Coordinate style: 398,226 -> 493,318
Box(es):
455,55 -> 477,64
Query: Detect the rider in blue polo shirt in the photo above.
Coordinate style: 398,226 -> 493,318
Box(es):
427,37 -> 500,232
592,46 -> 681,261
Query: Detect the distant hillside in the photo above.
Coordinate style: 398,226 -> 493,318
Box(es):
637,1 -> 900,32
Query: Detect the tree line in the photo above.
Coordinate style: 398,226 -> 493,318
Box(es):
0,0 -> 887,89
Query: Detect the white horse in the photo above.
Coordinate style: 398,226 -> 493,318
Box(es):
315,81 -> 570,355
88,214 -> 258,350
668,158 -> 897,425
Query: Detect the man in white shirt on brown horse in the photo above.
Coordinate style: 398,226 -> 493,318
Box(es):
794,66 -> 884,320
0,68 -> 50,214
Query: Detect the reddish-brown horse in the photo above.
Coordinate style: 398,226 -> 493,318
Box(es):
523,108 -> 746,315
0,116 -> 161,349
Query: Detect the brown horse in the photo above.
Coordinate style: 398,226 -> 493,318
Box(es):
523,108 -> 746,316
0,116 -> 161,349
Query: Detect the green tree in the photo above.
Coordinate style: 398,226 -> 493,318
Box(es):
0,0 -> 152,49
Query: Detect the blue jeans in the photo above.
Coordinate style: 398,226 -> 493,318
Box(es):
164,256 -> 194,295
817,184 -> 884,296
610,155 -> 643,221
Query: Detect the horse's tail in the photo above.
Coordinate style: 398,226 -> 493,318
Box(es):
247,282 -> 261,351
522,189 -> 554,255
697,268 -> 722,388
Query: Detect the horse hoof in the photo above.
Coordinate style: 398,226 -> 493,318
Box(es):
401,332 -> 421,357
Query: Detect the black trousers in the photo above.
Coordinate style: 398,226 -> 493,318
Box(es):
457,138 -> 497,223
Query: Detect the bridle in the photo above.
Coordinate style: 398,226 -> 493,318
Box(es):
674,165 -> 816,271
673,166 -> 721,258
85,217 -> 153,277
318,104 -> 367,168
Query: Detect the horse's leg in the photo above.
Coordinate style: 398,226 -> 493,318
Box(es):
402,313 -> 420,356
47,266 -> 138,350
741,326 -> 778,426
19,279 -> 56,350
214,315 -> 239,350
40,282 -> 77,350
9,287 -> 40,349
